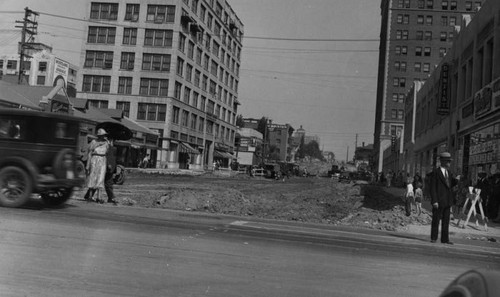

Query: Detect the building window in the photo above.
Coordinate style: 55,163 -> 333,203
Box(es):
6,60 -> 16,69
37,76 -> 45,85
440,32 -> 447,41
172,106 -> 180,124
181,110 -> 189,127
146,5 -> 175,23
116,101 -> 131,117
398,94 -> 405,103
82,75 -> 111,93
450,1 -> 457,10
117,77 -> 133,94
426,0 -> 434,8
417,0 -> 425,8
185,64 -> 193,82
89,100 -> 109,109
414,62 -> 421,72
118,52 -> 134,70
174,82 -> 182,99
90,2 -> 118,20
124,4 -> 140,21
397,14 -> 403,24
426,16 -> 433,25
123,28 -> 137,45
178,33 -> 186,52
441,0 -> 448,10
84,51 -> 113,69
424,47 -> 431,56
415,46 -> 422,56
194,70 -> 201,87
137,103 -> 166,121
176,57 -> 184,76
200,96 -> 206,112
401,46 -> 407,55
403,15 -> 409,24
391,109 -> 397,119
139,78 -> 169,96
187,41 -> 195,60
190,114 -> 197,129
397,110 -> 404,120
402,30 -> 408,40
423,63 -> 430,72
416,31 -> 423,40
449,17 -> 456,26
441,16 -> 448,26
465,1 -> 472,11
144,29 -> 173,47
448,32 -> 454,41
424,31 -> 432,40
142,54 -> 171,72
417,15 -> 424,24
87,26 -> 116,44
210,60 -> 218,76
184,87 -> 191,103
396,30 -> 402,40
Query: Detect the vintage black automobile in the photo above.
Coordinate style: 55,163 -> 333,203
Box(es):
0,109 -> 85,207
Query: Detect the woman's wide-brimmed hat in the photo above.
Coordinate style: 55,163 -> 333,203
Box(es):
97,128 -> 108,136
439,152 -> 452,161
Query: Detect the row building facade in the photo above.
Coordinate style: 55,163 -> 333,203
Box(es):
402,0 -> 500,182
374,0 -> 485,173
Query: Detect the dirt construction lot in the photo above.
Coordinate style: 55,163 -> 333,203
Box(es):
76,171 -> 432,232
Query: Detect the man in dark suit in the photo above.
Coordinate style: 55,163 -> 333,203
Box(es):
430,152 -> 457,244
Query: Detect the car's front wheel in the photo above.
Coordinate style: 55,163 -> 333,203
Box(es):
0,166 -> 33,208
41,188 -> 73,207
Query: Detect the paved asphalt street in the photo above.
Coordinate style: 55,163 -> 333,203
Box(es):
0,194 -> 498,297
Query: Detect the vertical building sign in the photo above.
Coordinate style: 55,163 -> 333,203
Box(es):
437,63 -> 450,115
53,58 -> 69,85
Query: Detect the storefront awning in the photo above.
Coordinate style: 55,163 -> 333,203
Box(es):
214,150 -> 234,159
179,142 -> 199,154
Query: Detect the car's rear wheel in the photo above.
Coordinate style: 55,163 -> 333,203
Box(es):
113,165 -> 125,185
41,187 -> 73,207
0,166 -> 33,208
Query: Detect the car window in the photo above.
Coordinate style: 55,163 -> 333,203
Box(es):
53,120 -> 79,144
0,117 -> 26,140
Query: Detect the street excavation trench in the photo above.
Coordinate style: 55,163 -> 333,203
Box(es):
91,171 -> 432,232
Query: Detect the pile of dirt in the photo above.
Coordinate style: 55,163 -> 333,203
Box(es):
109,171 -> 432,232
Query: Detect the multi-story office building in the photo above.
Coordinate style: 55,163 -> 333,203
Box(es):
76,0 -> 244,169
373,0 -> 485,173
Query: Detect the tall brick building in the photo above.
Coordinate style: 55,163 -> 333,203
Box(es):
373,0 -> 484,172
76,0 -> 243,169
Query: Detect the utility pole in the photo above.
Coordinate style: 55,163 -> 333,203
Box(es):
15,7 -> 39,84
346,145 -> 349,163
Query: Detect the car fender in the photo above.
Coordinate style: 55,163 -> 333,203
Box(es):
0,156 -> 38,185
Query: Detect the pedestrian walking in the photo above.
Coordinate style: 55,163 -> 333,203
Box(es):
429,152 -> 458,244
84,128 -> 110,203
405,177 -> 414,216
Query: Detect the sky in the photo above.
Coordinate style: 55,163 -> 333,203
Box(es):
0,0 -> 381,162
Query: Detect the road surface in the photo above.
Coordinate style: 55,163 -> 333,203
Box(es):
0,200 -> 498,297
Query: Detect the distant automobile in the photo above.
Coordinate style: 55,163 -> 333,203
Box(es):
338,171 -> 351,183
0,109 -> 85,207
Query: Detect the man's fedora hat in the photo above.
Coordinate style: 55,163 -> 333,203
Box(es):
439,152 -> 452,160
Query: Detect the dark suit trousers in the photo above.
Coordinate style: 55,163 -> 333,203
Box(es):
104,171 -> 115,200
431,206 -> 451,242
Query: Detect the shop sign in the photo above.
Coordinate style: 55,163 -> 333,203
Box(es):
474,87 -> 492,119
437,63 -> 450,115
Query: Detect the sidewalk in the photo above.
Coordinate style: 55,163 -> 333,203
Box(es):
380,185 -> 500,242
